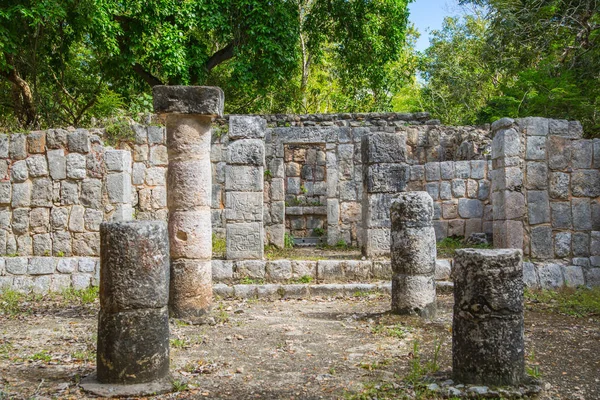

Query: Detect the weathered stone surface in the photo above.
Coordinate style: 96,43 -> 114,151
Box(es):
97,307 -> 170,384
470,160 -> 486,179
227,139 -> 265,166
453,249 -> 524,386
522,262 -> 539,288
149,145 -> 168,166
47,149 -> 67,180
225,192 -> 263,222
211,260 -> 234,283
491,128 -> 520,159
266,260 -> 292,282
0,182 -> 10,205
100,221 -> 169,312
572,198 -> 592,231
26,155 -> 48,177
226,222 -> 263,260
225,165 -> 263,192
169,210 -> 212,259
32,233 -> 52,256
518,117 -> 548,136
455,161 -> 470,179
562,265 -> 585,287
28,257 -> 55,275
60,180 -> 79,205
9,134 -> 27,160
73,232 -> 100,256
153,85 -> 224,116
538,263 -> 564,289
68,130 -> 90,153
167,160 -> 211,209
6,257 -> 28,274
571,140 -> 593,169
572,232 -> 590,257
361,133 -> 406,164
365,164 -> 409,193
169,259 -> 212,318
527,191 -> 550,225
530,225 -> 553,259
80,179 -> 102,209
571,170 -> 600,197
229,115 -> 266,139
106,173 -> 132,204
554,232 -> 571,258
66,153 -> 87,179
548,172 -> 569,199
525,136 -> 546,160
104,150 -> 131,172
147,125 -> 165,144
30,178 -> 52,207
11,182 -> 31,208
11,160 -> 28,182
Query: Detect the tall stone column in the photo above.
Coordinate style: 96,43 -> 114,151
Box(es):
453,248 -> 524,385
225,116 -> 265,259
361,132 -> 410,257
390,191 -> 436,317
81,221 -> 171,397
153,86 -> 224,321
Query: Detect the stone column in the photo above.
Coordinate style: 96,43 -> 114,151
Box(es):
490,118 -> 525,250
390,191 -> 436,317
225,116 -> 265,259
153,86 -> 224,321
104,149 -> 133,221
81,221 -> 170,397
453,248 -> 524,386
361,132 -> 410,257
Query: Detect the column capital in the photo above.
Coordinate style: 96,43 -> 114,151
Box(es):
153,85 -> 224,117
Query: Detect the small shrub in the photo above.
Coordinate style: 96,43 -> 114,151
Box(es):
313,227 -> 325,237
212,234 -> 226,258
104,119 -> 135,145
0,289 -> 22,316
284,233 -> 295,248
61,286 -> 99,305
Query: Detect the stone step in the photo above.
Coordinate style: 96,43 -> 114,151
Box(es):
213,281 -> 454,300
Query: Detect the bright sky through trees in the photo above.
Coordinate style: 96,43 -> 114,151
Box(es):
409,0 -> 460,51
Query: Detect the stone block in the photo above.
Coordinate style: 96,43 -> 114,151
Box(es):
361,132 -> 406,164
410,165 -> 424,181
228,115 -> 266,139
78,257 -> 96,273
60,180 -> 79,205
439,181 -> 451,200
523,262 -> 539,288
317,260 -> 344,282
106,173 -> 132,204
572,232 -> 590,257
448,219 -> 465,237
593,200 -> 600,230
538,263 -> 564,289
548,172 -> 569,199
30,207 -> 50,234
145,167 -> 166,186
26,155 -> 48,177
149,145 -> 168,166
11,160 -> 28,182
451,179 -> 465,198
0,135 -> 7,158
225,192 -> 263,222
458,199 -> 483,219
104,150 -> 131,172
584,268 -> 600,287
71,273 -> 91,290
572,198 -> 592,230
55,257 -> 76,273
573,257 -> 590,267
68,205 -> 86,233
291,260 -> 317,280
364,193 -> 393,228
550,202 -> 571,229
454,161 -> 470,179
478,180 -> 490,200
67,130 -> 90,153
132,162 -> 146,185
226,165 -> 263,192
562,265 -> 585,287
72,232 -> 100,256
212,260 -> 234,283
227,139 -> 265,166
266,260 -> 292,282
594,139 -> 600,169
364,229 -> 390,256
492,128 -> 520,159
51,275 -> 71,292
28,257 -> 55,275
226,222 -> 263,260
519,116 -> 548,136
591,231 -> 600,256
440,161 -> 454,180
12,208 -> 29,235
547,135 -> 570,170
80,179 -> 102,209
147,125 -> 165,144
234,260 -> 266,280
53,231 -> 72,256
425,182 -> 439,200
492,190 -> 525,220
530,226 -> 553,259
9,134 -> 27,160
525,136 -> 546,160
47,149 -> 66,180
84,209 -> 104,231
133,144 -> 148,161
493,220 -> 523,249
571,170 -> 600,197
0,182 -> 10,205
11,181 -> 31,207
571,140 -> 593,169
365,163 -> 409,193
30,177 -> 52,207
66,153 -> 87,179
525,162 -> 548,190
435,259 -> 452,280
46,129 -> 67,149
6,257 -> 27,274
466,179 -> 478,198
527,191 -> 550,225
425,162 -> 440,181
554,232 -> 571,258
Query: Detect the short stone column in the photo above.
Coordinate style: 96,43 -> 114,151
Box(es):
361,132 -> 410,257
390,191 -> 436,317
453,248 -> 524,385
225,116 -> 266,259
81,221 -> 171,397
153,86 -> 224,321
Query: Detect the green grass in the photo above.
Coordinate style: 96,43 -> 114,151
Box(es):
290,275 -> 313,284
61,286 -> 99,305
0,289 -> 22,316
371,323 -> 411,339
31,350 -> 52,362
436,236 -> 492,258
525,286 -> 600,317
212,234 -> 226,259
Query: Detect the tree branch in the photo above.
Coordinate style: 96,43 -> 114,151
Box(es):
133,63 -> 164,87
204,42 -> 235,73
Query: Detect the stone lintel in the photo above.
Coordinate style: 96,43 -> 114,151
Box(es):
153,86 -> 224,117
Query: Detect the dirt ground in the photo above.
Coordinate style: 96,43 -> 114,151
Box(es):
0,293 -> 598,399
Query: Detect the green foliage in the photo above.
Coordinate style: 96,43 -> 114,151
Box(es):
526,349 -> 542,379
212,233 -> 226,259
525,287 -> 600,317
312,227 -> 325,237
284,232 -> 295,249
61,286 -> 99,305
436,236 -> 491,258
239,277 -> 264,285
0,289 -> 22,316
371,323 -> 411,339
31,350 -> 52,362
104,119 -> 135,146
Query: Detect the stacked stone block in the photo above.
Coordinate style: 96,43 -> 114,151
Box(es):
390,192 -> 436,317
361,132 -> 410,257
104,150 -> 132,221
453,248 -> 524,385
490,118 -> 526,250
225,116 -> 266,259
154,85 -> 224,321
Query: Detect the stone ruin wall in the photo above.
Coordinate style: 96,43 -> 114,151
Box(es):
0,112 -> 598,293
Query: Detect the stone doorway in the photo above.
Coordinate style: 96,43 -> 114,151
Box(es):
283,144 -> 327,246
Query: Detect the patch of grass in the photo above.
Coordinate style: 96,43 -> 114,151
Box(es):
264,245 -> 324,261
0,289 -> 23,316
239,277 -> 264,285
215,303 -> 230,324
284,232 -> 295,248
61,286 -> 99,305
212,234 -> 226,259
358,359 -> 391,371
170,338 -> 189,349
291,275 -> 313,284
436,236 -> 492,258
0,343 -> 13,360
525,286 -> 600,317
71,350 -> 95,362
31,350 -> 52,362
353,291 -> 370,298
526,349 -> 542,379
104,119 -> 135,146
171,379 -> 188,392
313,227 -> 325,237
371,323 -> 411,339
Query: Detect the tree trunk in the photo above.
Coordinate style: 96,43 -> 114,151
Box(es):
2,68 -> 36,126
